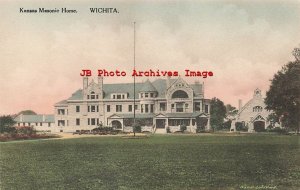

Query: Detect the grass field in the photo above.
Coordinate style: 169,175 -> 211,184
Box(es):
0,134 -> 299,190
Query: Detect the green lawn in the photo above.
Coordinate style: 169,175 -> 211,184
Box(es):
0,135 -> 299,190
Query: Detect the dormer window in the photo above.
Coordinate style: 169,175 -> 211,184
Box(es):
90,91 -> 95,99
111,93 -> 127,99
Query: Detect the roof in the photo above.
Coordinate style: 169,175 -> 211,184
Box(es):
57,78 -> 203,102
108,113 -> 155,119
165,113 -> 207,118
14,114 -> 55,123
55,99 -> 68,105
139,80 -> 157,92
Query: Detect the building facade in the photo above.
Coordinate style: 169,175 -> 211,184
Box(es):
54,77 -> 211,133
230,88 -> 273,132
14,114 -> 55,132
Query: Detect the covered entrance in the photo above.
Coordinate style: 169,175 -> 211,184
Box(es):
254,121 -> 265,132
111,120 -> 122,129
156,119 -> 166,128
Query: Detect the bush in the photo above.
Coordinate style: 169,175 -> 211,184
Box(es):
133,124 -> 141,133
268,127 -> 288,134
16,126 -> 36,135
166,127 -> 171,133
235,122 -> 248,132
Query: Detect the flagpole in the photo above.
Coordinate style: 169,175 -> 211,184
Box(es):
133,22 -> 136,136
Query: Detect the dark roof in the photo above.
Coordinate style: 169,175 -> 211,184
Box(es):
14,114 -> 55,123
58,78 -> 203,102
165,113 -> 206,118
139,80 -> 157,92
108,113 -> 155,119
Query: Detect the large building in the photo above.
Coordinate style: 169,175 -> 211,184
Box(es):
54,77 -> 211,133
230,88 -> 273,132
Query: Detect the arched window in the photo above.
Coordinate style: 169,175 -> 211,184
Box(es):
90,91 -> 96,99
171,90 -> 189,99
253,106 -> 263,112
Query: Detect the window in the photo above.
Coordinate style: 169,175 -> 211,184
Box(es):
171,90 -> 188,99
141,104 -> 144,113
96,95 -> 99,99
58,120 -> 65,126
150,93 -> 154,97
91,118 -> 96,125
141,93 -> 143,98
160,103 -> 166,111
176,103 -> 184,112
76,118 -> 80,126
48,123 -> 51,127
171,104 -> 175,109
90,91 -> 95,99
40,122 -> 42,126
117,95 -> 122,99
76,105 -> 80,112
87,95 -> 90,99
122,94 -> 125,99
253,106 -> 263,112
205,105 -> 209,113
116,105 -> 122,112
107,105 -> 110,112
150,104 -> 154,113
128,105 -> 132,112
145,104 -> 149,113
88,118 -> 90,125
58,109 -> 65,115
113,95 -> 116,99
35,123 -> 38,126
134,105 -> 138,110
89,105 -> 98,112
145,93 -> 149,98
195,102 -> 201,112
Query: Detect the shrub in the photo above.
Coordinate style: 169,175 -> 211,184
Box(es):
268,127 -> 288,134
133,124 -> 141,133
166,127 -> 171,133
235,122 -> 248,132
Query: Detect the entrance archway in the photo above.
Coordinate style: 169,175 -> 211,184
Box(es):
254,121 -> 265,132
111,120 -> 122,129
156,119 -> 166,128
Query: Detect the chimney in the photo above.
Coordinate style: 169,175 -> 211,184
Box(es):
194,80 -> 201,96
98,76 -> 103,89
238,99 -> 242,110
83,77 -> 88,99
98,76 -> 103,99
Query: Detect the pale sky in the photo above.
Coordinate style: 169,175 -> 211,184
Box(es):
0,0 -> 300,115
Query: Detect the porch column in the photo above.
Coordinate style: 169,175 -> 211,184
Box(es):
207,117 -> 211,131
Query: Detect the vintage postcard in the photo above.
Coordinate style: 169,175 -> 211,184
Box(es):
0,0 -> 299,189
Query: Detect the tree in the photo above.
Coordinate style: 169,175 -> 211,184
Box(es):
265,50 -> 300,133
210,97 -> 226,131
0,115 -> 16,133
18,110 -> 37,115
225,104 -> 238,117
